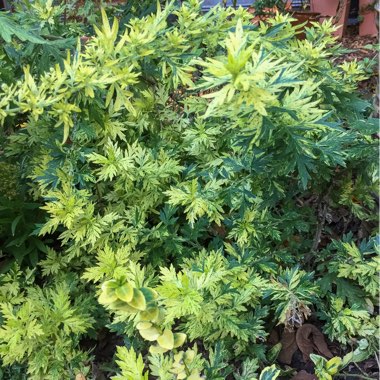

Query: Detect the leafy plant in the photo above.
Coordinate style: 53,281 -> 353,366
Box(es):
310,355 -> 342,380
0,278 -> 94,379
0,0 -> 378,378
317,297 -> 376,346
316,235 -> 379,347
318,235 -> 379,304
264,267 -> 318,329
112,346 -> 148,380
0,161 -> 47,268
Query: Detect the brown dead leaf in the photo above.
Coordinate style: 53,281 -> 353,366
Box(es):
296,324 -> 333,362
268,329 -> 280,345
75,374 -> 86,380
284,302 -> 311,330
278,330 -> 298,365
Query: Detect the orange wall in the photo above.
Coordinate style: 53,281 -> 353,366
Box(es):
359,0 -> 378,36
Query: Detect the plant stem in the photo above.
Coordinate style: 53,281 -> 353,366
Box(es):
336,374 -> 376,380
353,362 -> 374,378
305,185 -> 332,265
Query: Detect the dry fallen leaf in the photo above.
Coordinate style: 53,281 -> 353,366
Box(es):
296,324 -> 333,362
278,329 -> 298,365
75,373 -> 86,380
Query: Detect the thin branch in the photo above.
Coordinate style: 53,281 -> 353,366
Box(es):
353,362 -> 375,379
304,186 -> 333,265
374,352 -> 379,368
310,201 -> 328,252
336,374 -> 376,380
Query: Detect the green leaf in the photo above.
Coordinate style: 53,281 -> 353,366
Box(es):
157,329 -> 174,350
113,346 -> 149,380
140,287 -> 158,303
325,357 -> 342,375
115,283 -> 134,303
342,339 -> 371,367
108,300 -> 140,314
11,215 -> 22,236
149,345 -> 169,355
267,343 -> 282,363
136,322 -> 152,330
139,307 -> 159,322
0,13 -> 46,44
173,332 -> 186,348
259,365 -> 280,380
139,326 -> 161,341
128,289 -> 147,311
99,283 -> 118,304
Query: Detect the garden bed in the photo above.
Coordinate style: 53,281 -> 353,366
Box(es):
0,2 -> 378,380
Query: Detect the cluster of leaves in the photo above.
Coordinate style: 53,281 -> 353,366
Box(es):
0,0 -> 378,379
317,235 -> 379,347
0,265 -> 96,379
0,0 -> 89,279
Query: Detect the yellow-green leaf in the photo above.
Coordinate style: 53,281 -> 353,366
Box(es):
259,365 -> 280,380
128,288 -> 147,311
267,342 -> 282,362
149,345 -> 169,355
174,352 -> 184,363
326,357 -> 342,375
98,283 -> 118,304
173,332 -> 186,348
102,280 -> 119,290
108,300 -> 139,314
188,370 -> 203,380
177,372 -> 187,380
320,373 -> 332,380
140,307 -> 160,322
170,361 -> 185,374
139,326 -> 161,341
184,349 -> 195,364
136,321 -> 152,330
157,329 -> 174,350
115,283 -> 134,303
62,123 -> 70,144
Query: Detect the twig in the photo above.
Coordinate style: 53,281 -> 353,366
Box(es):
304,186 -> 333,265
374,352 -> 379,368
310,201 -> 328,252
295,194 -> 318,207
353,362 -> 374,379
